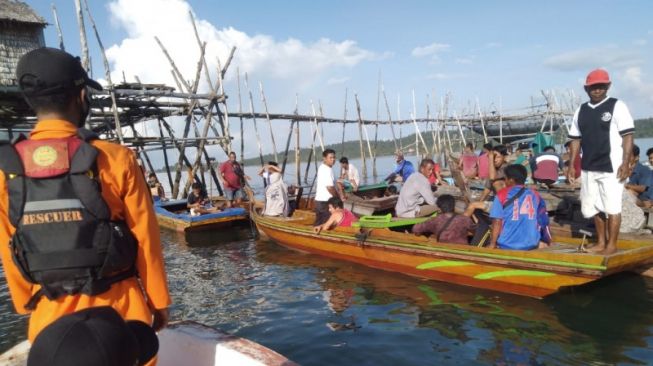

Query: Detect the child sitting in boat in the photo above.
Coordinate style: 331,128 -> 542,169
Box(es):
488,164 -> 551,250
412,194 -> 476,244
187,182 -> 220,216
313,197 -> 358,234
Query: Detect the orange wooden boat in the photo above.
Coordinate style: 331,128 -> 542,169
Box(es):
252,209 -> 653,298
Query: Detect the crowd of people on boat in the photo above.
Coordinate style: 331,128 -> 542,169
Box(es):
253,68 -> 652,257
2,45 -> 649,364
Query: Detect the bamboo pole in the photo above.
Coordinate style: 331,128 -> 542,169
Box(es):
381,87 -> 398,151
499,96 -> 503,144
476,97 -> 488,144
310,100 -> 325,152
294,95 -> 301,185
215,57 -> 232,153
244,73 -> 265,167
340,89 -> 348,156
188,10 -> 213,90
155,37 -> 206,198
83,0 -> 123,144
51,4 -> 65,51
354,93 -> 367,178
281,119 -> 294,174
373,71 -> 381,177
157,117 -> 174,189
74,0 -> 89,71
397,94 -> 403,151
259,81 -> 278,161
237,67 -> 245,166
411,90 -> 429,157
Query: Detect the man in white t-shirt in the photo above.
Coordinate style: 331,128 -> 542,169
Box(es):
336,156 -> 360,198
314,149 -> 340,225
567,68 -> 635,255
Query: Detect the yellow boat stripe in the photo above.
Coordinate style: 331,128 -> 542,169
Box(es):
416,260 -> 475,270
474,270 -> 555,280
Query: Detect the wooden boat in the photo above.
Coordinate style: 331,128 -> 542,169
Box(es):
252,208 -> 653,298
344,195 -> 398,216
347,182 -> 388,199
0,322 -> 297,366
155,199 -> 249,232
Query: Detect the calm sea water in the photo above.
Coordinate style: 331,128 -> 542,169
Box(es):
2,137 -> 653,365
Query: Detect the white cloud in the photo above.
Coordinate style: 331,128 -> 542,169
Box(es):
485,42 -> 502,48
543,45 -> 643,71
104,0 -> 381,92
411,42 -> 450,61
620,67 -> 653,104
427,72 -> 468,80
326,77 -> 350,85
633,39 -> 648,46
455,57 -> 473,65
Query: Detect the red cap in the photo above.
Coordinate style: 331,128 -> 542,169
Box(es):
585,69 -> 610,86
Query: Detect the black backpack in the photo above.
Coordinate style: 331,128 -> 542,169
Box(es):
0,130 -> 137,310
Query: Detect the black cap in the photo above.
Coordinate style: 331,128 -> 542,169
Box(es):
16,47 -> 102,96
28,306 -> 159,366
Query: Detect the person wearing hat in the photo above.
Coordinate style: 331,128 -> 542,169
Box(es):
28,306 -> 159,366
0,48 -> 171,348
567,68 -> 635,255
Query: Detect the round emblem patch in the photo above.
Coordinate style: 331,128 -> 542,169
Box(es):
601,111 -> 612,122
32,146 -> 58,167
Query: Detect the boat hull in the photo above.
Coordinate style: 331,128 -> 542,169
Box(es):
0,322 -> 297,366
155,200 -> 249,232
253,210 -> 653,298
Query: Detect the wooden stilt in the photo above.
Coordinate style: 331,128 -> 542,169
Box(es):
51,4 -> 65,51
244,73 -> 265,167
381,87 -> 399,152
354,93 -> 367,178
340,89 -> 348,156
74,0 -> 89,71
83,0 -> 123,143
157,117 -> 174,189
259,81 -> 278,162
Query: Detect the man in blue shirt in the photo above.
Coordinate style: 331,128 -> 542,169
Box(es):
626,144 -> 653,205
384,150 -> 415,183
489,164 -> 550,250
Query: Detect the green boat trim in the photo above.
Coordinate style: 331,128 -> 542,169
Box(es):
257,217 -> 608,272
474,270 -> 556,280
416,260 -> 475,270
352,213 -> 436,228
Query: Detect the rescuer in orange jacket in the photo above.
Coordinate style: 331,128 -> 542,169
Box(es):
0,48 -> 171,348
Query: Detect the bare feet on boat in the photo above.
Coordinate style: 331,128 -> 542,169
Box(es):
578,242 -> 603,253
598,245 -> 618,255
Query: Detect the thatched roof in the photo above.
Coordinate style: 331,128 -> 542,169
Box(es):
0,0 -> 46,25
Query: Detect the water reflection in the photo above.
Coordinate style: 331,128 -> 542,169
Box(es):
2,229 -> 652,365
255,239 -> 653,365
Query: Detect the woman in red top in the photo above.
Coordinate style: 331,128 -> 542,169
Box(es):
313,197 -> 358,233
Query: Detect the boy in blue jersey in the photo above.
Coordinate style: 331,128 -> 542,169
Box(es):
489,164 -> 551,250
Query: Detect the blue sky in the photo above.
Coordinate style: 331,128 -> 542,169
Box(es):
27,0 -> 653,158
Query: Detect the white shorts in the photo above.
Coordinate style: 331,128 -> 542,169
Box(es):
580,170 -> 624,217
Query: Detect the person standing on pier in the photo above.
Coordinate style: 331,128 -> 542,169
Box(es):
314,149 -> 340,226
0,48 -> 170,350
220,151 -> 249,207
567,69 -> 635,255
